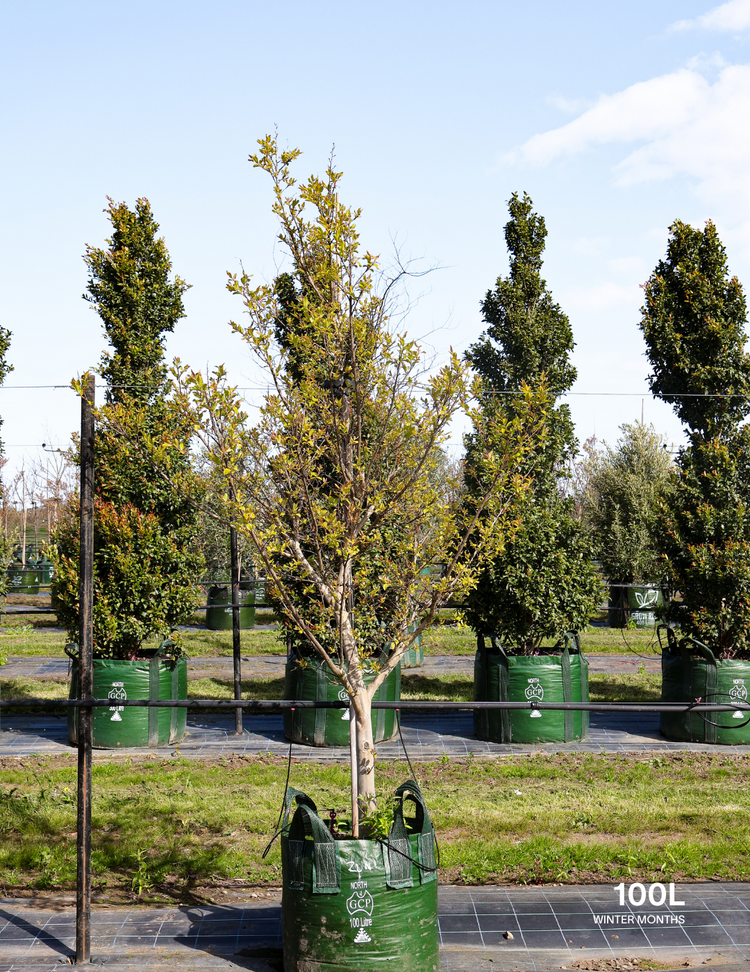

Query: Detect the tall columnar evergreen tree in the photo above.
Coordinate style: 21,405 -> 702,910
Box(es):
51,199 -> 203,658
580,422 -> 673,585
465,192 -> 600,653
640,219 -> 750,658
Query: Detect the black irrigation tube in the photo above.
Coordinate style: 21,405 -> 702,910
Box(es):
1,698 -> 748,714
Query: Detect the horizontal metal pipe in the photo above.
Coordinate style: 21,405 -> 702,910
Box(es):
0,698 -> 748,714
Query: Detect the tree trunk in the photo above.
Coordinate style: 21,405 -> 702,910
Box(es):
352,689 -> 377,813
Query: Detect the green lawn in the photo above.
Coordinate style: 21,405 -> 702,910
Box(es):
1,612 -> 662,658
0,753 -> 746,902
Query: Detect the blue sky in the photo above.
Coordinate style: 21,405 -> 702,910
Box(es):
2,0 -> 750,479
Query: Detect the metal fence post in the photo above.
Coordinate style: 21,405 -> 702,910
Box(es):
76,374 -> 94,964
230,526 -> 242,735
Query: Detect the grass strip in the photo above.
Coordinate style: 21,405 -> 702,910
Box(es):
0,753 -> 746,902
0,622 -> 663,658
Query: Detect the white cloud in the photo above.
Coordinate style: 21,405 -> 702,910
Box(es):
546,94 -> 593,114
671,0 -> 750,32
503,63 -> 750,228
503,69 -> 711,167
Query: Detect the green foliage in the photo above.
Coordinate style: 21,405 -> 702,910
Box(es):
87,198 -> 190,407
51,199 -> 203,658
581,423 -> 673,583
359,795 -> 396,839
641,220 -> 750,438
640,220 -> 750,658
175,136 -> 537,801
0,531 -> 14,606
465,193 -> 600,653
52,497 -> 201,657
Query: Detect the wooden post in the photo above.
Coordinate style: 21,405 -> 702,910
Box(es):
76,374 -> 94,965
230,525 -> 242,734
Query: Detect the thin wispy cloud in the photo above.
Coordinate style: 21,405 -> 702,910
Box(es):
671,0 -> 750,32
502,63 -> 750,226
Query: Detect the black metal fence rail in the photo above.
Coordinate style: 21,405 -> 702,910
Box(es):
1,697 -> 748,715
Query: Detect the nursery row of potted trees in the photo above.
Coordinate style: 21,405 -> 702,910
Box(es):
39,138 -> 750,970
49,158 -> 750,755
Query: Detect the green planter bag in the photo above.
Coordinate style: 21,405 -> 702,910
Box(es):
280,780 -> 439,972
659,627 -> 750,745
474,632 -> 589,744
205,582 -> 255,630
401,642 -> 424,669
7,564 -> 39,595
283,651 -> 400,747
67,640 -> 188,749
400,628 -> 424,669
609,583 -> 664,628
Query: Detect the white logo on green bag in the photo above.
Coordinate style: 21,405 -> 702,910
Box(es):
353,928 -> 372,943
347,889 -> 374,917
339,688 -> 351,721
526,677 -> 544,717
525,678 -> 543,701
635,589 -> 659,609
730,679 -> 748,718
108,682 -> 126,722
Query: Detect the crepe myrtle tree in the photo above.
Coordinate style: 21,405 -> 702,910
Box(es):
640,219 -> 750,658
171,136 -> 544,809
464,192 -> 601,652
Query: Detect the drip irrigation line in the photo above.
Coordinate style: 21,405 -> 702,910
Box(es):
2,698 -> 749,715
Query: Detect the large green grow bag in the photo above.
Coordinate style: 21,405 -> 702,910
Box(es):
474,633 -> 589,743
400,627 -> 424,669
281,780 -> 438,972
205,582 -> 255,630
284,652 -> 401,747
66,642 -> 188,749
660,630 -> 750,744
7,564 -> 39,594
401,641 -> 424,668
36,558 -> 53,587
609,583 -> 663,628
